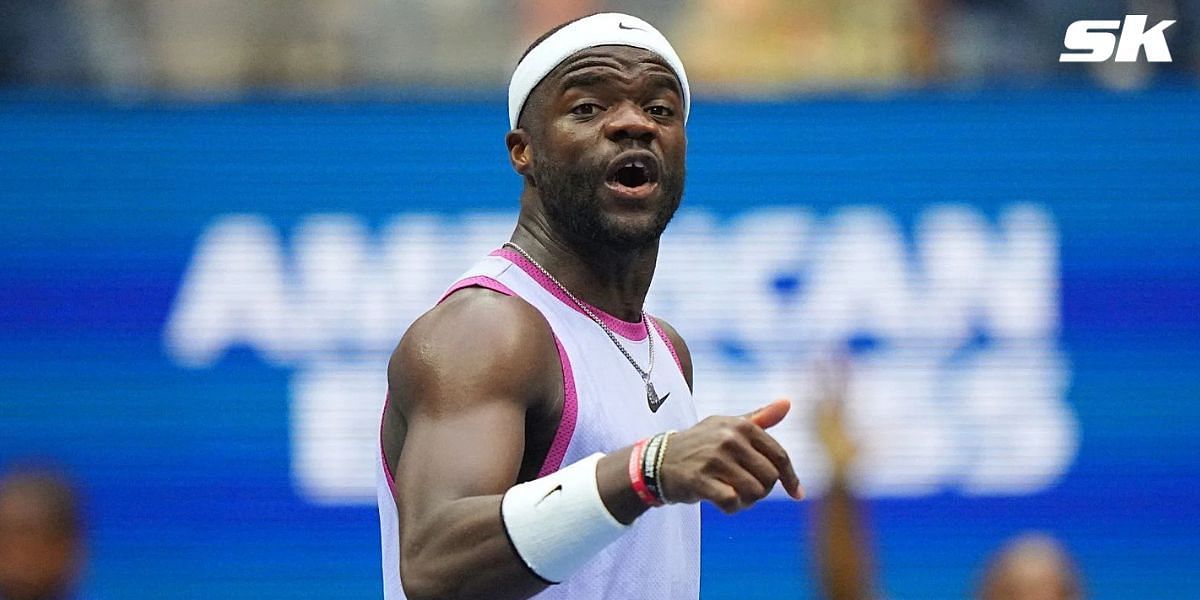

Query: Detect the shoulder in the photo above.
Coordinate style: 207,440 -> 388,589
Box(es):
649,316 -> 693,392
389,287 -> 560,415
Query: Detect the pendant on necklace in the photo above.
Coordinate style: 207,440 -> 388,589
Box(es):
646,381 -> 665,413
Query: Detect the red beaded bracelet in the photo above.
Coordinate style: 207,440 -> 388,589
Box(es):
628,438 -> 662,507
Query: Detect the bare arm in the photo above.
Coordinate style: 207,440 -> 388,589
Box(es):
816,463 -> 873,600
386,292 -> 805,599
387,290 -> 652,598
813,375 -> 875,600
387,289 -> 559,600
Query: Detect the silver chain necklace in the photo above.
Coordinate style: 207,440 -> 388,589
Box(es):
503,242 -> 665,412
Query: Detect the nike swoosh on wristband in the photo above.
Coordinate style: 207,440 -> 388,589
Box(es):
537,484 -> 563,507
617,22 -> 646,31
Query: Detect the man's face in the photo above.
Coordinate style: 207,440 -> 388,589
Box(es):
523,45 -> 687,251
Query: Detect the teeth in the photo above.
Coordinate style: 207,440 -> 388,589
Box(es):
633,160 -> 645,169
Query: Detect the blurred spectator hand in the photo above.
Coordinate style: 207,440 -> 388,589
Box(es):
814,360 -> 858,477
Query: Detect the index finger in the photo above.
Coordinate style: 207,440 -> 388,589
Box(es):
744,426 -> 804,500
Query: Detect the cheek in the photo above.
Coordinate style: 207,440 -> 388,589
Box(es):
666,131 -> 687,157
534,139 -> 578,172
550,119 -> 609,153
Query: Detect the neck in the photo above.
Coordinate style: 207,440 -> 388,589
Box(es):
509,206 -> 659,323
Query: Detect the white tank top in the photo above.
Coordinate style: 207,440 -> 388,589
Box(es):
378,248 -> 701,599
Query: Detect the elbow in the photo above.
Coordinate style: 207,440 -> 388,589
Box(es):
400,551 -> 457,600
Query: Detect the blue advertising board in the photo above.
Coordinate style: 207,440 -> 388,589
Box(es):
1,88 -> 1198,598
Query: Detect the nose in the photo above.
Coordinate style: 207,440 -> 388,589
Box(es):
603,101 -> 656,145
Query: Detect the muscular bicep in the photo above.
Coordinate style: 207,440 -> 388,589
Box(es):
385,289 -> 559,552
394,391 -> 527,516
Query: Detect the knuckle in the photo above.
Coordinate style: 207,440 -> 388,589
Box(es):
741,483 -> 767,503
701,456 -> 723,476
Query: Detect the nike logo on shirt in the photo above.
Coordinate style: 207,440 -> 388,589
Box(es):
649,392 -> 671,412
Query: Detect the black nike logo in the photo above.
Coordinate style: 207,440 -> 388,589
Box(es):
618,22 -> 645,31
537,484 -> 563,506
649,392 -> 671,413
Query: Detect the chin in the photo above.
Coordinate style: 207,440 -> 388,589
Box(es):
593,215 -> 669,250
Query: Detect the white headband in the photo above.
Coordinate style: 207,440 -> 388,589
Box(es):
507,13 -> 690,129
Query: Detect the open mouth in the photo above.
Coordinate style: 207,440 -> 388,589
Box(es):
604,151 -> 661,198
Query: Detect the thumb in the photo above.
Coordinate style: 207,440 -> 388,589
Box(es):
745,398 -> 792,430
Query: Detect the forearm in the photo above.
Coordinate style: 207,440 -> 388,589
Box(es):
401,450 -> 648,600
596,446 -> 651,524
402,495 -> 547,600
815,470 -> 874,600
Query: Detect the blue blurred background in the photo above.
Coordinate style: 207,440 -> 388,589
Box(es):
2,1 -> 1199,599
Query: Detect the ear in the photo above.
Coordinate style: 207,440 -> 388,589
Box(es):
505,129 -> 534,177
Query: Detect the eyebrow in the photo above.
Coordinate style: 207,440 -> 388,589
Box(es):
642,72 -> 683,98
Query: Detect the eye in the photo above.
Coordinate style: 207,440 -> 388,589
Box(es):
570,103 -> 603,116
647,105 -> 675,118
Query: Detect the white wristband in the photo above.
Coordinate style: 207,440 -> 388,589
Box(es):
500,453 -> 628,583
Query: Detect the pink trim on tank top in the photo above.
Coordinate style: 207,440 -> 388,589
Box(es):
648,317 -> 685,374
539,335 -> 578,476
490,247 -> 649,341
438,275 -> 516,303
380,395 -> 399,498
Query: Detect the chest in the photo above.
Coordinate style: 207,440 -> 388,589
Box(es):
555,321 -> 696,454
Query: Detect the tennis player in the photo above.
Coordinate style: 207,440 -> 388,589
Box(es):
377,13 -> 804,599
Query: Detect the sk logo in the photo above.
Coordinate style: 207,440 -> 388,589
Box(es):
1060,15 -> 1175,62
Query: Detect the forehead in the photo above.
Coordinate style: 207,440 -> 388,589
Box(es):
544,45 -> 679,89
